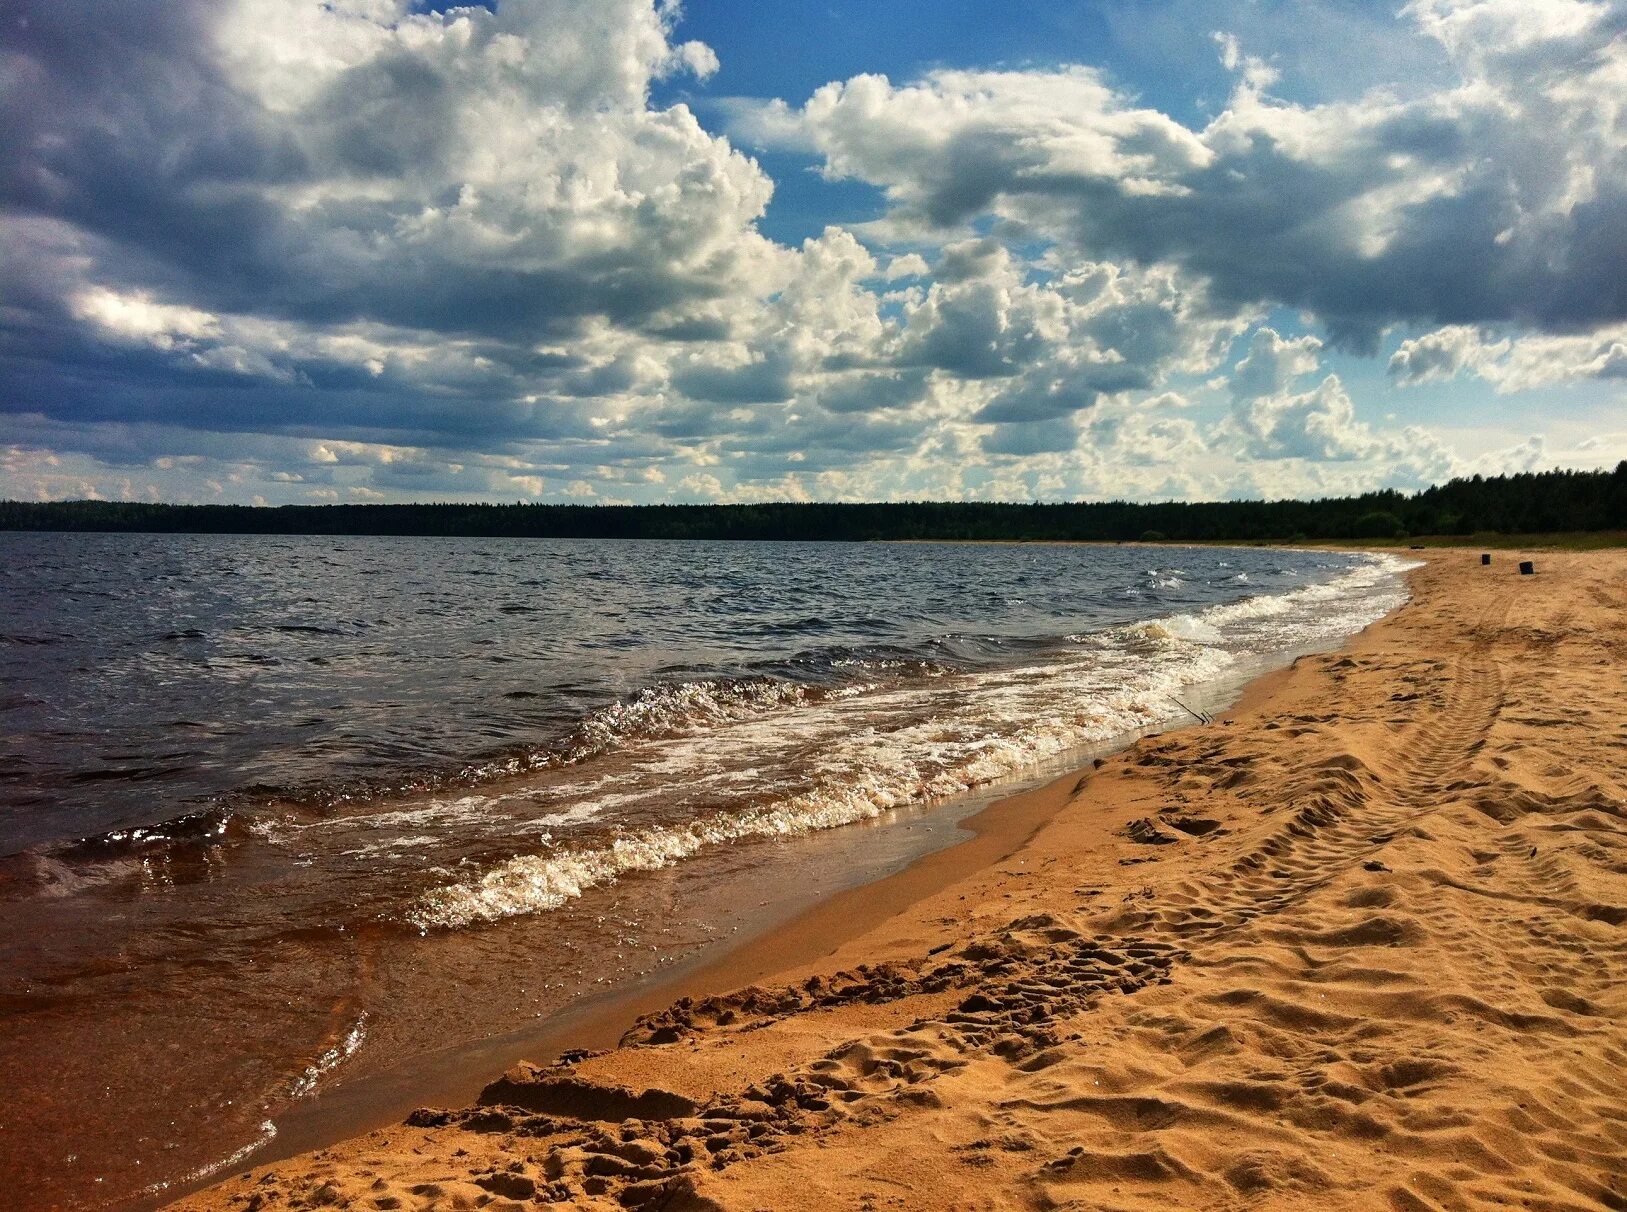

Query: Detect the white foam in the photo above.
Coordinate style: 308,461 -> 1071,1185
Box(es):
1127,615 -> 1224,645
140,1120 -> 277,1198
288,1013 -> 367,1099
406,551 -> 1417,932
408,642 -> 1234,930
1193,552 -> 1416,645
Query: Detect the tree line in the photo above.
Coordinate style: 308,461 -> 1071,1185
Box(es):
1,463 -> 1622,543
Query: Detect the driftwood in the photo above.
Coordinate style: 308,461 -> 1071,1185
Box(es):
1171,696 -> 1212,725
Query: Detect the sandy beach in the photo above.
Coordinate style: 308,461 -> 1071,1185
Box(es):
168,548 -> 1625,1212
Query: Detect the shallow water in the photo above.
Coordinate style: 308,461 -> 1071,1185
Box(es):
0,535 -> 1412,1206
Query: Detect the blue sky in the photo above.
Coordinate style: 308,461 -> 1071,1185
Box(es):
2,0 -> 1623,505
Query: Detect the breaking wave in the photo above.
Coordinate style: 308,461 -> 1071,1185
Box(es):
408,553 -> 1417,930
408,642 -> 1232,930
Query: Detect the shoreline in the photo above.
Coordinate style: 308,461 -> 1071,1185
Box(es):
126,550 -> 1391,1209
170,545 -> 1627,1211
143,630 -> 1301,1210
2,541 -> 1398,1212
148,557 -> 1389,1205
155,554 -> 1399,1201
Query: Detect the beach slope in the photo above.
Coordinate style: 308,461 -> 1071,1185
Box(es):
173,549 -> 1626,1212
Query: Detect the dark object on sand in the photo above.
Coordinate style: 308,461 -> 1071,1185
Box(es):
1520,561 -> 1535,575
1123,818 -> 1177,845
1481,553 -> 1492,565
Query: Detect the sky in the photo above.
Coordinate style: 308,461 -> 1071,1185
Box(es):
2,0 -> 1624,507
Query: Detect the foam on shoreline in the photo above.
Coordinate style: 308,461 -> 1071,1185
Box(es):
409,554 -> 1416,930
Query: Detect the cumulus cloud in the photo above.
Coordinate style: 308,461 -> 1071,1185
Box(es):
2,0 -> 1614,506
1221,328 -> 1458,481
1391,323 -> 1627,390
889,246 -> 1248,450
1229,329 -> 1326,401
739,0 -> 1627,337
1233,375 -> 1380,462
1388,326 -> 1500,385
1085,411 -> 1208,467
1,0 -> 798,479
4,0 -> 776,338
1,0 -> 787,443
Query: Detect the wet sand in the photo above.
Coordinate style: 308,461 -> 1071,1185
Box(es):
171,548 -> 1625,1211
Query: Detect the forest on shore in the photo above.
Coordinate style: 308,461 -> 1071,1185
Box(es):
2,464 -> 1622,544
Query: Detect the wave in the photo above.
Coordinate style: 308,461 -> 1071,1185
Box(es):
138,1120 -> 278,1202
18,552 -> 1413,914
407,636 -> 1237,931
1142,568 -> 1186,590
287,1013 -> 367,1099
408,552 -> 1415,932
6,665 -> 930,878
48,806 -> 242,860
1121,615 -> 1224,645
1200,553 -> 1414,629
0,806 -> 250,898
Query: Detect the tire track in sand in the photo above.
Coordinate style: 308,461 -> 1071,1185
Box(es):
1150,588 -> 1510,943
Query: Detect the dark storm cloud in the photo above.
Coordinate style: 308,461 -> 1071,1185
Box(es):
980,417 -> 1079,455
3,3 -> 310,308
814,369 -> 931,413
970,361 -> 1151,424
669,349 -> 796,403
0,304 -> 598,452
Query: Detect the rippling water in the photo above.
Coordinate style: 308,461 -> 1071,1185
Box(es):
0,533 -> 1412,1207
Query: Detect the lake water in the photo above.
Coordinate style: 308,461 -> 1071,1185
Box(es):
0,534 -> 1412,1207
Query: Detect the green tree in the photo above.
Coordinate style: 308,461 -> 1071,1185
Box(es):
1353,510 -> 1406,539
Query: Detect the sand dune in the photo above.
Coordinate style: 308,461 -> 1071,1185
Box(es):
171,549 -> 1626,1212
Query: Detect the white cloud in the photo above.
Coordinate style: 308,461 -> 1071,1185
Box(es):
1471,433 -> 1550,474
70,288 -> 221,350
5,0 -> 1618,508
735,0 -> 1627,337
677,472 -> 726,499
1401,0 -> 1608,63
1392,324 -> 1627,391
1221,326 -> 1460,480
1230,328 -> 1325,400
1233,374 -> 1380,461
